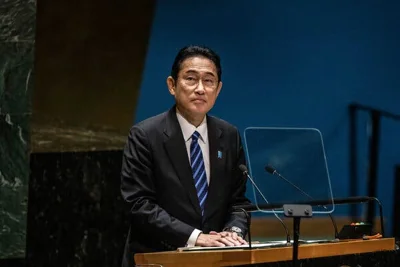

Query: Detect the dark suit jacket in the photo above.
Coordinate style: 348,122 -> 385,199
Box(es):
120,106 -> 250,267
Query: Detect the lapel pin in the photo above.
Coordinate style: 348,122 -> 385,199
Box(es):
217,150 -> 222,159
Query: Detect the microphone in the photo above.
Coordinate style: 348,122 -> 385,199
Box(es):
239,164 -> 291,244
265,165 -> 339,239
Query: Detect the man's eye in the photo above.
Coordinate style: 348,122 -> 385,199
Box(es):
204,79 -> 216,86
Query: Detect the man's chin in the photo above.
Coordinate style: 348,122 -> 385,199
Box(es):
189,106 -> 209,115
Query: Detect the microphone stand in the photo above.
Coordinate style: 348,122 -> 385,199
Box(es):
241,169 -> 291,244
266,167 -> 339,239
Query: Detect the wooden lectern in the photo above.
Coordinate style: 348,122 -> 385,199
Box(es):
134,238 -> 395,267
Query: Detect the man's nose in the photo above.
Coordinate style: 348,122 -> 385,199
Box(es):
195,80 -> 205,94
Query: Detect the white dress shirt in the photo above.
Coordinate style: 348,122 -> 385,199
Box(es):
176,111 -> 210,247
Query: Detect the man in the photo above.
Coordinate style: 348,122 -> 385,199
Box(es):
121,45 -> 250,266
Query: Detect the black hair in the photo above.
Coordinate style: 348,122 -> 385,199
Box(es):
170,45 -> 222,82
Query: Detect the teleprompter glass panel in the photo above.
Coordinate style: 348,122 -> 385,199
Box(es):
243,127 -> 334,214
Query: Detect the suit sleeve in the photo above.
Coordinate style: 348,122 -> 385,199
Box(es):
223,128 -> 251,236
120,126 -> 195,248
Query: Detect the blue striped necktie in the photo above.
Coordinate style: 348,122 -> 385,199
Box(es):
190,131 -> 208,215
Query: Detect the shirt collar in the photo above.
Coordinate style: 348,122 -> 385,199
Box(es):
176,111 -> 208,144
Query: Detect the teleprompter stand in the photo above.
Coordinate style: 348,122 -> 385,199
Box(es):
233,196 -> 385,267
283,204 -> 313,267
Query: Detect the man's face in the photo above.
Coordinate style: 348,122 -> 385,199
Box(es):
167,56 -> 222,120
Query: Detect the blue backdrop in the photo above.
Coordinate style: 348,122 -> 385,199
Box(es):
134,0 -> 400,234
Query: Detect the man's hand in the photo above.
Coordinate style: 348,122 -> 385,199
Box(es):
210,231 -> 248,245
195,231 -> 247,247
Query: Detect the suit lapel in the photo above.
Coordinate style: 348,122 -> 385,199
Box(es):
204,115 -> 225,220
163,107 -> 202,216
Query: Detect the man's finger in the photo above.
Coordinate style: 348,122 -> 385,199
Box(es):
238,237 -> 248,244
218,236 -> 236,246
219,231 -> 229,237
211,240 -> 226,247
223,236 -> 241,246
230,232 -> 239,240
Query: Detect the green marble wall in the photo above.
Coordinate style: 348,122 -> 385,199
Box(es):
0,0 -> 36,259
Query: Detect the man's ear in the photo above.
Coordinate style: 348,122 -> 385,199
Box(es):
216,81 -> 223,97
166,76 -> 176,96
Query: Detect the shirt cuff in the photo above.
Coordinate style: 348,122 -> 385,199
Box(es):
186,229 -> 202,247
